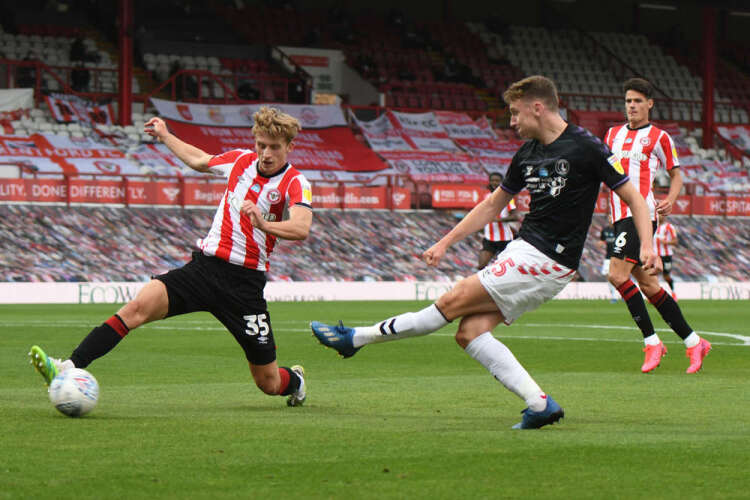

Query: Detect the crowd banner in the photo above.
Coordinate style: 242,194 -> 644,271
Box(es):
151,99 -> 386,173
716,124 -> 750,159
0,133 -> 139,175
45,94 -> 116,125
2,281 -> 749,304
378,151 -> 487,183
351,109 -> 527,181
151,99 -> 349,129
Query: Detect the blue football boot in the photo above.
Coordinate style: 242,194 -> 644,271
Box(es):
310,320 -> 360,358
512,396 -> 564,429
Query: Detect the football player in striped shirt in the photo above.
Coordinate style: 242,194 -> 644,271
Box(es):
29,107 -> 311,407
605,78 -> 710,374
313,76 -> 660,429
654,214 -> 678,300
477,172 -> 520,270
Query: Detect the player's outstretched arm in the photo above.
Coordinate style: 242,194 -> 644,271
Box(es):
144,117 -> 213,172
422,188 -> 513,267
614,182 -> 662,273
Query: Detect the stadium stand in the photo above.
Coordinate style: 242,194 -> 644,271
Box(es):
0,1 -> 748,287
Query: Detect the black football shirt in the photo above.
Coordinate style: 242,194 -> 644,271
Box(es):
502,124 -> 629,269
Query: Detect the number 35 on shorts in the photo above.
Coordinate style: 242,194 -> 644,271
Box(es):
244,313 -> 269,337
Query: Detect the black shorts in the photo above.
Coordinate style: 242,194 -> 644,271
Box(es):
482,239 -> 511,255
661,255 -> 673,273
154,251 -> 276,365
612,217 -> 658,265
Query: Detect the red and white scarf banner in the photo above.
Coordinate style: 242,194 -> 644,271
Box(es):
151,99 -> 386,173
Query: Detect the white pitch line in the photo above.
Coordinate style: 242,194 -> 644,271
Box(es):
4,320 -> 747,346
522,322 -> 750,346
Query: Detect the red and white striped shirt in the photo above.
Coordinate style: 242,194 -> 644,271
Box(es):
604,123 -> 679,223
654,221 -> 677,257
483,198 -> 516,242
197,149 -> 312,271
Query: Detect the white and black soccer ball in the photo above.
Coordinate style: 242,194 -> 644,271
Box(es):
49,368 -> 99,417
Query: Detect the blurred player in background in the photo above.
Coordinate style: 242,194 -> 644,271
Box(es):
605,78 -> 710,374
29,107 -> 311,407
477,172 -> 519,269
598,222 -> 619,302
654,214 -> 678,300
312,76 -> 659,430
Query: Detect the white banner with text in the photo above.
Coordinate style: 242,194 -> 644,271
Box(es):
1,281 -> 749,304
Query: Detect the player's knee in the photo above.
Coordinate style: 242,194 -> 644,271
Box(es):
607,269 -> 627,287
117,298 -> 149,329
454,326 -> 482,349
639,280 -> 660,297
454,330 -> 471,349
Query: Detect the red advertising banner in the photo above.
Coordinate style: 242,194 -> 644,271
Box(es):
313,186 -> 411,209
0,178 -> 219,206
430,184 -> 485,208
183,182 -> 226,206
671,195 -> 693,215
0,178 -> 744,214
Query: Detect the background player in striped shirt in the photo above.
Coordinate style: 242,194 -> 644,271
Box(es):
605,78 -> 710,374
654,214 -> 678,300
29,107 -> 311,407
477,172 -> 519,269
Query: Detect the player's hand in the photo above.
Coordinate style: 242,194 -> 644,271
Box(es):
241,200 -> 266,230
144,117 -> 169,142
655,199 -> 673,216
422,242 -> 446,267
639,246 -> 662,275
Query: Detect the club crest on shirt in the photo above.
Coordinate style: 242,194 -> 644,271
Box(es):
522,161 -> 567,197
266,188 -> 281,204
640,137 -> 651,146
555,159 -> 570,176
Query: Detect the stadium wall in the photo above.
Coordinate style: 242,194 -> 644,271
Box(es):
1,281 -> 749,304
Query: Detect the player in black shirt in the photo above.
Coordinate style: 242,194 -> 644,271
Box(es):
311,76 -> 659,430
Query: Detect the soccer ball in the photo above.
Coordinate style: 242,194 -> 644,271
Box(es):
48,368 -> 99,417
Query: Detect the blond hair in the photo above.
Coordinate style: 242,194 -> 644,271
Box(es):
503,75 -> 559,111
252,106 -> 301,143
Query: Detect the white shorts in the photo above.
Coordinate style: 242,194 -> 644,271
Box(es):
477,239 -> 576,325
601,258 -> 610,276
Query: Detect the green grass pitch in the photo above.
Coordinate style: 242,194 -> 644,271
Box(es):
2,300 -> 749,499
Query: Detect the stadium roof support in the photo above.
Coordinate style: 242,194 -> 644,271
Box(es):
117,0 -> 133,126
701,5 -> 716,149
